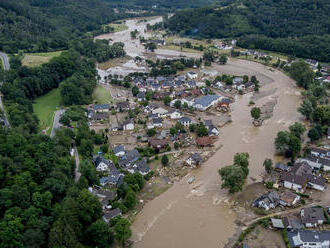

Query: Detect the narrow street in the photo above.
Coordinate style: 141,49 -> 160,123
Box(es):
50,109 -> 65,137
74,146 -> 81,182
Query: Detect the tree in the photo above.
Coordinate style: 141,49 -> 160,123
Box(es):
79,160 -> 98,185
218,153 -> 250,193
289,61 -> 314,89
275,131 -> 291,153
196,124 -> 208,137
218,165 -> 246,193
289,122 -> 306,139
132,86 -> 139,96
147,128 -> 156,137
250,107 -> 261,120
123,187 -> 137,209
161,155 -> 169,166
113,218 -> 131,245
219,54 -> 228,65
174,100 -> 182,109
100,144 -> 108,154
144,42 -> 157,52
163,95 -> 171,106
85,220 -> 114,248
263,159 -> 273,174
288,135 -> 301,159
243,75 -> 249,83
308,127 -> 322,141
0,214 -> 24,248
298,99 -> 314,120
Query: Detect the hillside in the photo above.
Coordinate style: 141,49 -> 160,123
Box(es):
0,0 -> 124,53
166,0 -> 330,61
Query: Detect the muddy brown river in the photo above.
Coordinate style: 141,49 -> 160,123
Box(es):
96,17 -> 302,248
130,60 -> 301,248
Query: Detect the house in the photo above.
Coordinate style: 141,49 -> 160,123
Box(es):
187,71 -> 198,79
123,119 -> 134,131
204,120 -> 219,136
116,101 -> 130,111
89,188 -> 116,209
328,127 -> 330,139
279,191 -> 300,207
288,230 -> 330,248
113,145 -> 125,157
102,208 -> 122,223
178,117 -> 192,127
252,191 -> 280,211
196,136 -> 214,147
152,117 -> 163,127
90,113 -> 108,122
168,110 -> 182,119
136,92 -> 146,101
310,147 -> 330,159
186,80 -> 197,88
232,82 -> 245,91
149,39 -> 166,46
149,138 -> 168,150
233,77 -> 243,85
275,163 -> 290,172
305,59 -> 319,70
152,107 -> 168,117
94,104 -> 110,113
301,207 -> 326,227
297,156 -> 330,171
93,155 -> 115,172
135,159 -> 151,176
124,149 -> 140,163
270,218 -> 285,229
283,216 -> 304,230
280,162 -> 326,192
151,83 -> 161,91
186,153 -> 202,167
194,95 -> 221,111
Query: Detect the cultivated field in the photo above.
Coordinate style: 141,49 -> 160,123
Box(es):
22,51 -> 63,67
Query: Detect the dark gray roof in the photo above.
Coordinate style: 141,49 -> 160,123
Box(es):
275,163 -> 289,171
103,208 -> 122,222
125,149 -> 140,162
136,159 -> 150,174
179,117 -> 192,123
283,217 -> 303,230
190,153 -> 202,163
94,104 -> 110,110
116,101 -> 129,109
194,95 -> 220,107
113,145 -> 125,154
301,207 -> 326,225
288,230 -> 330,248
137,92 -> 145,99
152,117 -> 163,124
93,155 -> 114,169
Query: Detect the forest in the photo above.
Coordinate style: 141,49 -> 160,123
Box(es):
165,0 -> 330,61
0,0 -> 137,53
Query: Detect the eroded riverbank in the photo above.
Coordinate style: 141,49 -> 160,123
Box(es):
130,59 -> 302,248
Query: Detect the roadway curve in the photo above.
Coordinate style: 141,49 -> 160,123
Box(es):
0,52 -> 10,127
0,52 -> 10,70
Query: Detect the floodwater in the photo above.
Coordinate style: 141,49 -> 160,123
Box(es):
130,59 -> 302,248
96,16 -> 302,248
95,16 -> 200,77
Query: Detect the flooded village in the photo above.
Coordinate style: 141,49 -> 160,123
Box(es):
86,16 -> 330,248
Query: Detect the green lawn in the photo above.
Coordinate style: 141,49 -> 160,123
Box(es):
93,85 -> 114,104
22,51 -> 64,67
33,88 -> 61,133
106,23 -> 128,33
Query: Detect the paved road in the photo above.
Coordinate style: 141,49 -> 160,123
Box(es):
0,52 -> 10,127
50,109 -> 65,137
74,146 -> 81,182
0,52 -> 10,70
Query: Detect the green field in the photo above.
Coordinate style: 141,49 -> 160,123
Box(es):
93,85 -> 114,104
22,51 -> 64,67
33,88 -> 61,133
105,23 -> 128,33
